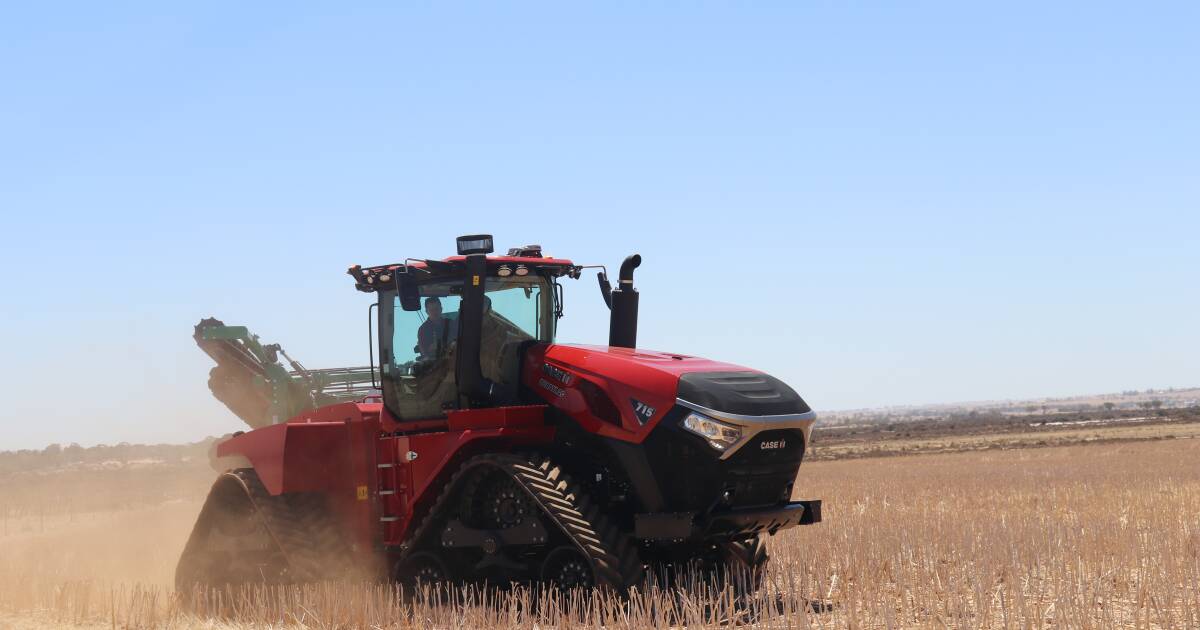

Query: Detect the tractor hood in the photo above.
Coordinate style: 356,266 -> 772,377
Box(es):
522,343 -> 811,442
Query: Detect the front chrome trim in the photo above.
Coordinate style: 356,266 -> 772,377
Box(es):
676,398 -> 817,460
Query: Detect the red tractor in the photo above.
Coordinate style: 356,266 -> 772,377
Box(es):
177,235 -> 820,593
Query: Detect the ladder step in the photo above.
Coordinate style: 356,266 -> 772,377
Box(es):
379,490 -> 395,495
380,516 -> 400,522
377,463 -> 395,468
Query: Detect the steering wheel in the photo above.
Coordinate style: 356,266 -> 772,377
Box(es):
411,339 -> 456,377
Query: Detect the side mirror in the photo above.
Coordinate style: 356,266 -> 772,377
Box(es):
399,277 -> 422,311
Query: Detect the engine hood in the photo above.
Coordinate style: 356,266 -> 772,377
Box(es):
523,343 -> 810,442
545,343 -> 746,378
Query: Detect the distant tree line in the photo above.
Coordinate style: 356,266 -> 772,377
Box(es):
0,439 -> 214,476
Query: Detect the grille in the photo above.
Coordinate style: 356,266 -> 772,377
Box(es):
642,412 -> 807,513
728,429 -> 805,467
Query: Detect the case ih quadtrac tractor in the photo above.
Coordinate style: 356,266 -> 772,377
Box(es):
178,235 -> 820,593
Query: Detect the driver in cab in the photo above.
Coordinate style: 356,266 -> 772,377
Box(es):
417,297 -> 452,359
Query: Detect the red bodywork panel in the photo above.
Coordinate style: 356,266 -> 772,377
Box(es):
218,402 -> 382,495
524,343 -> 756,443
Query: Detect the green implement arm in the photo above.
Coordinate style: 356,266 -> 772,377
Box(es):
194,318 -> 377,428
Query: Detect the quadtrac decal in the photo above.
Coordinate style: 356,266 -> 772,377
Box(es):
538,377 -> 567,399
630,398 -> 656,425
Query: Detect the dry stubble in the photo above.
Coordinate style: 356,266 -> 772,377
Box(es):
1,438 -> 1196,628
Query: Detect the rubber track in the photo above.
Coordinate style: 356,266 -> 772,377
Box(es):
395,452 -> 644,591
232,469 -> 357,582
177,469 -> 355,586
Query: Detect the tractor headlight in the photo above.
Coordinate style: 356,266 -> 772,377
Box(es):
681,412 -> 742,452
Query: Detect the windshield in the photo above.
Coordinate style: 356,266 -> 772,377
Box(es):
381,275 -> 554,420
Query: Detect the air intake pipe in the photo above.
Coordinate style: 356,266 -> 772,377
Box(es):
608,254 -> 641,349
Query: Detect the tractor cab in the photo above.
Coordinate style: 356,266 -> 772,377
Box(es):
349,235 -> 579,422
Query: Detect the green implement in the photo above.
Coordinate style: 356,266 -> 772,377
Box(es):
194,318 -> 377,428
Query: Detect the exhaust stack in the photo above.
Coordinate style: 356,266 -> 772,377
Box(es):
608,254 -> 641,349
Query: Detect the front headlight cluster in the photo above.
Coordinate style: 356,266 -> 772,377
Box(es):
681,412 -> 742,452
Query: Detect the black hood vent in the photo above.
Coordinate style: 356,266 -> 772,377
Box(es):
677,371 -> 810,416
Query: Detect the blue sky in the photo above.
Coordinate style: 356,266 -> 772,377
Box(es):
2,2 -> 1197,449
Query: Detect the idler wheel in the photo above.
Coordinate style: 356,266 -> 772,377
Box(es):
539,545 -> 594,588
398,551 -> 452,586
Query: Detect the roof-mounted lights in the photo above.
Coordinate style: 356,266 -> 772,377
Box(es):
497,265 -> 513,277
457,234 -> 494,255
515,264 -> 529,276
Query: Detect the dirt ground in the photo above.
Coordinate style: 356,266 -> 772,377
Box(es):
2,421 -> 1198,628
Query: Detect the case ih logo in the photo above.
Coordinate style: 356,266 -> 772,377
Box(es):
760,439 -> 787,450
541,362 -> 573,385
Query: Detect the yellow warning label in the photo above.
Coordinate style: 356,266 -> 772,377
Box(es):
473,275 -> 480,286
356,485 -> 368,501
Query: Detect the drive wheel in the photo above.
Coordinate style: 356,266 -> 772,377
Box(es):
462,470 -> 534,529
540,546 -> 594,589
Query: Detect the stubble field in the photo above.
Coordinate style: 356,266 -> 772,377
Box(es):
1,434 -> 1197,628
